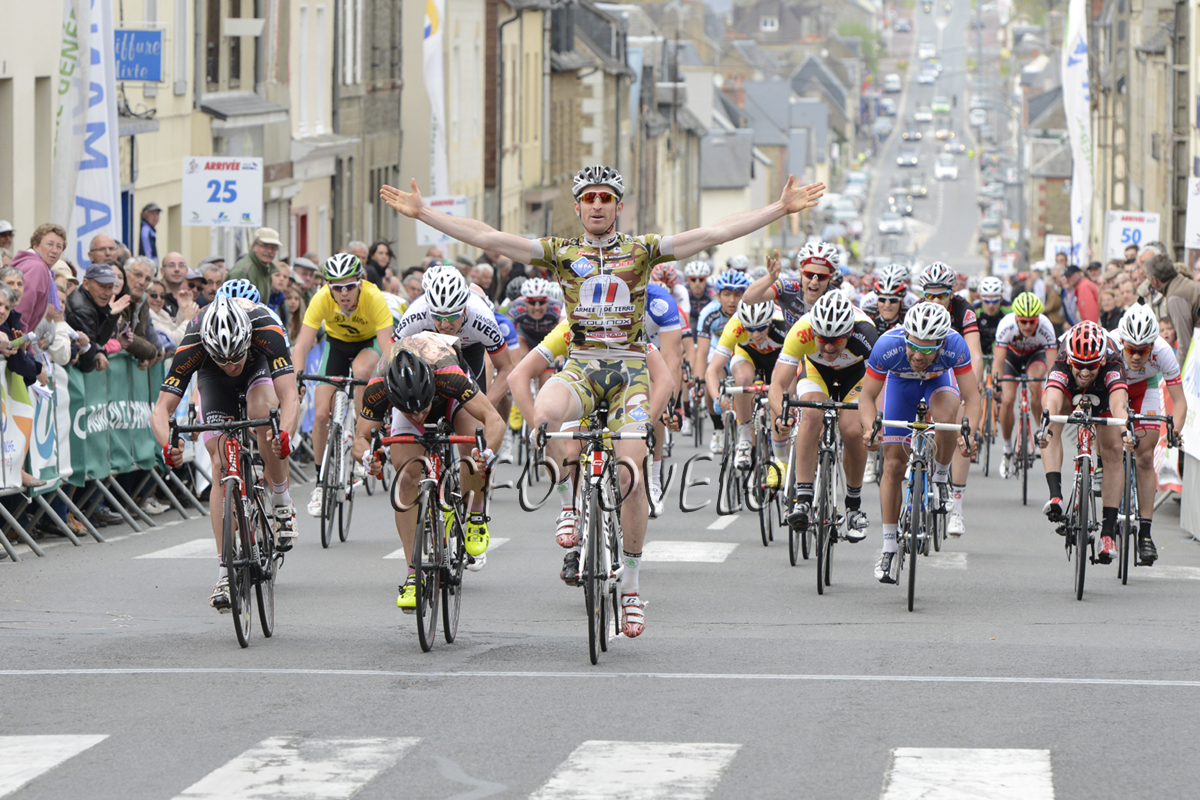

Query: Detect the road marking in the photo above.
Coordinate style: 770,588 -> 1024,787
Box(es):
530,741 -> 740,800
642,541 -> 737,563
173,735 -> 419,800
926,551 -> 967,570
1132,565 -> 1200,580
881,748 -> 1053,800
7,668 -> 1200,689
135,539 -> 215,559
706,516 -> 738,530
0,735 -> 108,798
384,538 -> 508,559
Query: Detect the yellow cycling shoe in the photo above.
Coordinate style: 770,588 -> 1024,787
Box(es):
464,512 -> 490,557
766,460 -> 786,489
508,405 -> 523,429
396,575 -> 417,612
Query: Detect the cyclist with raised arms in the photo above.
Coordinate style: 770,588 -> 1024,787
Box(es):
381,164 -> 824,638
861,264 -> 919,334
1038,321 -> 1134,564
1107,305 -> 1187,564
153,295 -> 300,611
290,254 -> 396,517
991,291 -> 1057,478
706,298 -> 789,476
353,334 -> 505,606
974,276 -> 1011,356
697,270 -> 751,452
742,240 -> 838,326
859,303 -> 979,584
916,262 -> 982,536
771,291 -> 879,537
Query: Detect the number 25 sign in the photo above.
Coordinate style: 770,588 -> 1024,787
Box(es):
182,157 -> 263,227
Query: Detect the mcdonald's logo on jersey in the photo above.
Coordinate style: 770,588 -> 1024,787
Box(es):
272,357 -> 289,371
164,376 -> 181,388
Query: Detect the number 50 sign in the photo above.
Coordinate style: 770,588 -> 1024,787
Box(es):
1103,210 -> 1160,260
182,157 -> 263,227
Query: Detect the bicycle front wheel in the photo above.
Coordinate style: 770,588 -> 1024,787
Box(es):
1074,466 -> 1090,601
907,465 -> 923,612
319,424 -> 341,548
340,436 -> 354,543
756,428 -> 773,547
1019,410 -> 1030,505
251,489 -> 276,639
583,484 -> 603,665
981,392 -> 992,476
815,452 -> 833,595
442,504 -> 464,643
224,485 -> 253,647
1119,452 -> 1134,585
414,487 -> 441,651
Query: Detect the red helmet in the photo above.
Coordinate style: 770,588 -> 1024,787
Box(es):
650,263 -> 680,288
1066,321 -> 1107,366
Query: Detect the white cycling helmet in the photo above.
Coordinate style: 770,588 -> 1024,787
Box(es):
903,302 -> 953,341
520,277 -> 551,300
425,269 -> 471,315
979,276 -> 1006,298
683,261 -> 711,278
324,253 -> 363,281
748,265 -> 769,281
919,261 -> 956,292
545,281 -> 563,304
874,264 -> 909,296
200,294 -> 252,361
422,264 -> 456,292
1118,303 -> 1159,346
736,300 -> 775,329
966,276 -> 980,291
572,165 -> 624,200
810,291 -> 856,338
726,254 -> 750,271
799,241 -> 839,269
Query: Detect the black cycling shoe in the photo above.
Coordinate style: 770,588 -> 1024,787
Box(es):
1138,536 -> 1158,565
560,551 -> 581,585
1043,498 -> 1063,523
786,502 -> 810,530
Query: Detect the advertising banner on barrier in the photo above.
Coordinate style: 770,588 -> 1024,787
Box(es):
68,366 -> 111,484
30,368 -> 61,493
105,354 -> 134,473
132,362 -> 162,469
53,364 -> 73,485
0,369 -> 28,490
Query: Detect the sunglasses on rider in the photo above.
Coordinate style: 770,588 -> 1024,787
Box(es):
923,289 -> 951,299
330,281 -> 361,293
431,312 -> 462,323
1017,316 -> 1040,325
526,298 -> 549,306
744,324 -> 770,333
905,339 -> 941,355
802,270 -> 831,282
1123,344 -> 1152,357
579,191 -> 617,205
209,350 -> 247,366
688,276 -> 707,282
877,296 -> 901,305
1068,358 -> 1102,371
817,335 -> 847,345
981,297 -> 1002,303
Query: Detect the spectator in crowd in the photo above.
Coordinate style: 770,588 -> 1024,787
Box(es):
346,239 -> 377,284
0,283 -> 44,488
65,264 -> 128,372
282,284 -> 307,341
1124,243 -> 1138,263
11,222 -> 66,330
139,202 -> 161,260
454,254 -> 474,279
1043,268 -> 1067,335
1099,288 -> 1122,330
158,252 -> 188,314
186,269 -> 212,308
114,243 -> 132,268
1102,266 -> 1123,288
1117,275 -> 1139,310
266,262 -> 290,317
1144,253 -> 1200,359
425,246 -> 444,261
147,279 -> 191,348
402,272 -> 423,302
382,273 -> 402,297
197,254 -> 226,278
52,261 -> 79,294
87,233 -> 120,267
201,265 -> 223,303
0,269 -> 45,381
1086,261 -> 1103,285
0,220 -> 13,266
366,241 -> 394,288
291,256 -> 318,300
1028,261 -> 1048,301
1159,316 -> 1177,350
1192,258 -> 1200,283
49,264 -> 85,367
119,257 -> 165,368
228,226 -> 282,301
471,262 -> 496,300
1062,264 -> 1099,323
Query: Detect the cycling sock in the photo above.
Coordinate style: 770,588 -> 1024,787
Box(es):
951,483 -> 966,515
1046,471 -> 1062,500
882,523 -> 899,553
652,460 -> 662,491
1102,507 -> 1118,535
1004,435 -> 1014,454
845,485 -> 862,511
797,482 -> 814,507
216,560 -> 225,580
932,460 -> 951,482
738,425 -> 753,444
711,412 -> 724,430
555,478 -> 573,509
1139,518 -> 1153,539
620,550 -> 642,595
270,479 -> 291,508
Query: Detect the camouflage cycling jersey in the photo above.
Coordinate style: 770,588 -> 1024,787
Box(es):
530,232 -> 674,359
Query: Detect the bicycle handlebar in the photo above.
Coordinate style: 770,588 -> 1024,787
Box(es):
171,406 -> 280,438
536,420 -> 655,451
998,376 -> 1045,383
881,419 -> 968,433
380,427 -> 486,452
1124,413 -> 1181,448
723,384 -> 770,395
296,373 -> 372,387
1044,413 -> 1127,426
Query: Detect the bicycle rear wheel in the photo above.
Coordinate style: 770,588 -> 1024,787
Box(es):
815,451 -> 833,595
442,502 -> 465,643
319,424 -> 340,548
224,485 -> 253,648
1073,467 -> 1090,601
755,425 -> 773,547
907,465 -> 923,612
583,484 -> 603,665
340,436 -> 354,542
248,466 -> 276,639
1119,453 -> 1134,585
981,392 -> 992,477
414,487 -> 441,651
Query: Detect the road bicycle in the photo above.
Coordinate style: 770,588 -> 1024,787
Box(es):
375,422 -> 486,651
1117,413 -> 1180,585
171,404 -> 283,648
869,400 -> 969,612
298,372 -> 371,548
1039,398 -> 1127,601
979,360 -> 995,476
999,374 -> 1043,505
715,380 -> 745,516
683,359 -> 705,448
539,405 -> 653,665
727,383 -> 783,547
784,392 -> 858,594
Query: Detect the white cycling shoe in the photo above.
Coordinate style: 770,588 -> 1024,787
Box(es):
948,512 -> 965,537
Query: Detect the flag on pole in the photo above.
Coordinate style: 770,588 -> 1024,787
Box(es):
423,0 -> 450,196
1062,0 -> 1093,267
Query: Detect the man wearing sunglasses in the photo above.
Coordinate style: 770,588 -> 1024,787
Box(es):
742,240 -> 839,326
859,303 -> 980,584
861,264 -> 919,335
772,291 -> 879,536
698,270 -> 752,453
917,262 -> 982,536
153,295 -> 301,611
991,292 -> 1057,480
382,163 -> 824,639
973,276 -> 1011,357
291,254 -> 397,517
1107,305 -> 1187,564
508,276 -> 563,362
1037,321 -> 1135,564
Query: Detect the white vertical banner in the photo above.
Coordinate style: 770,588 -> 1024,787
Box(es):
53,0 -> 123,271
1062,0 -> 1093,267
423,0 -> 449,195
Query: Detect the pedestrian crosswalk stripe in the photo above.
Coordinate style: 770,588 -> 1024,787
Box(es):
881,748 -> 1053,800
135,539 -> 215,559
384,538 -> 509,559
642,541 -> 737,563
0,735 -> 108,798
1133,564 -> 1200,581
529,741 -> 740,800
706,515 -> 738,530
925,552 -> 967,570
173,736 -> 419,799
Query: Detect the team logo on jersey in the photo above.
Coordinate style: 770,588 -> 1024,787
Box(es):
629,406 -> 650,421
272,357 -> 289,371
570,256 -> 595,277
576,275 -> 635,315
649,298 -> 670,317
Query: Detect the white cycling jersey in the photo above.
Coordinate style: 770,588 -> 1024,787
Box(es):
1107,330 -> 1182,385
994,312 -> 1056,356
393,291 -> 507,353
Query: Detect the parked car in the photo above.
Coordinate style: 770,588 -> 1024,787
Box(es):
918,40 -> 937,59
901,128 -> 923,141
918,70 -> 937,85
978,181 -> 1006,203
931,96 -> 951,115
934,124 -> 955,140
889,194 -> 915,216
925,58 -> 944,75
914,105 -> 934,123
894,17 -> 912,32
879,98 -> 898,116
878,212 -> 905,235
969,94 -> 988,110
873,116 -> 895,140
909,172 -> 929,197
969,107 -> 987,126
935,154 -> 959,181
979,123 -> 996,143
897,150 -> 920,167
943,141 -> 967,154
884,73 -> 903,93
